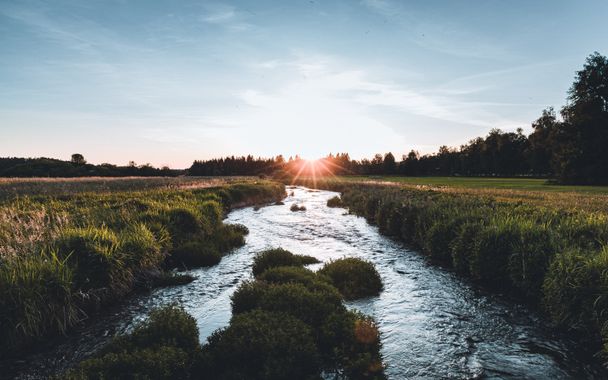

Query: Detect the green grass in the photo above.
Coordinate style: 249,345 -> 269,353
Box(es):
0,179 -> 285,355
296,177 -> 608,363
340,175 -> 608,194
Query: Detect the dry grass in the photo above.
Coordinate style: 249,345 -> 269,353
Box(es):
331,178 -> 608,214
0,176 -> 256,199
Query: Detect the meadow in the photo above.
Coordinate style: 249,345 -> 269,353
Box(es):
334,175 -> 608,213
294,177 -> 608,360
0,177 -> 284,355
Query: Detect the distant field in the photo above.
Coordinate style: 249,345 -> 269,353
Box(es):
0,176 -> 256,199
307,176 -> 608,214
338,176 -> 608,194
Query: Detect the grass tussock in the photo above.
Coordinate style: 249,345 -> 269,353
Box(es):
0,180 -> 285,354
251,248 -> 319,277
319,258 -> 383,300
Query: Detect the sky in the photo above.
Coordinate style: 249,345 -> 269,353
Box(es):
1,0 -> 607,168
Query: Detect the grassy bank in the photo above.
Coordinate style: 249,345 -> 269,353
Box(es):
0,179 -> 284,355
295,178 -> 608,359
64,249 -> 385,379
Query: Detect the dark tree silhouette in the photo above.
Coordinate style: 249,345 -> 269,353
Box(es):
71,153 -> 86,165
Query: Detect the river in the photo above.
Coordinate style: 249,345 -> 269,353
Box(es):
4,186 -> 605,379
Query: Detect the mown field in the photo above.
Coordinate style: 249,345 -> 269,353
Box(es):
296,177 -> 608,362
0,177 -> 284,357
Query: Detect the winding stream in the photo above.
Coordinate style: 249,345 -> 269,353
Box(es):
5,186 -> 606,379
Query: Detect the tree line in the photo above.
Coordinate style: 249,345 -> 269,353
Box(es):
189,52 -> 608,184
0,154 -> 180,177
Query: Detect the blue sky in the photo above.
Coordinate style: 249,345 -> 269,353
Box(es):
1,0 -> 607,168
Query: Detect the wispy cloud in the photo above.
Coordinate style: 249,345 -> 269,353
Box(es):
201,3 -> 253,31
361,0 -> 514,60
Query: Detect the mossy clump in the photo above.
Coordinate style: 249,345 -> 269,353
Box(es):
63,305 -> 201,380
290,204 -> 307,212
319,258 -> 383,300
251,248 -> 319,277
326,196 -> 344,208
199,310 -> 321,380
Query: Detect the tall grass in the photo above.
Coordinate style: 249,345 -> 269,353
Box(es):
0,180 -> 285,355
294,178 -> 608,359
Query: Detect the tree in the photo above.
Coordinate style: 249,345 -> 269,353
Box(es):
70,153 -> 86,165
555,52 -> 608,183
383,152 -> 396,174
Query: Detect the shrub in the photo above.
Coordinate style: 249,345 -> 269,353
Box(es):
199,310 -> 320,380
319,258 -> 383,300
168,241 -> 221,268
258,283 -> 344,328
231,280 -> 270,314
326,196 -> 344,208
258,266 -> 330,288
251,248 -> 319,277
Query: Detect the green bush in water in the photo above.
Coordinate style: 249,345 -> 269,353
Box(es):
319,258 -> 383,300
258,266 -> 331,288
63,305 -> 200,380
231,281 -> 343,326
199,310 -> 320,380
258,283 -> 344,328
54,227 -> 131,294
326,196 -> 344,208
168,241 -> 222,268
251,248 -> 319,277
0,251 -> 81,353
321,311 -> 386,379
